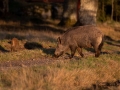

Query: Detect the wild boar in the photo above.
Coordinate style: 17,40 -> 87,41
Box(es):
54,25 -> 104,58
11,38 -> 19,52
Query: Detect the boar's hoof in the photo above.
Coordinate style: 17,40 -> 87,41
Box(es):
54,54 -> 59,58
69,56 -> 73,59
95,54 -> 99,57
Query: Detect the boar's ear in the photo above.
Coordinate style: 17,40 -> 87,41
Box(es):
57,37 -> 61,44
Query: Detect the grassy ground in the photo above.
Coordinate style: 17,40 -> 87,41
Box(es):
0,20 -> 120,90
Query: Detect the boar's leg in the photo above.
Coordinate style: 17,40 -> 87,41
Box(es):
11,46 -> 14,52
95,42 -> 103,57
95,50 -> 100,57
70,46 -> 77,58
94,41 -> 103,57
94,45 -> 100,57
94,37 -> 104,57
77,47 -> 84,57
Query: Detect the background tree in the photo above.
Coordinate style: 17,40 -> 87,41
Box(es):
77,0 -> 98,25
114,0 -> 120,21
98,0 -> 120,22
3,0 -> 9,13
111,0 -> 114,21
59,0 -> 98,26
59,0 -> 78,26
97,0 -> 106,22
113,0 -> 120,21
0,0 -> 9,14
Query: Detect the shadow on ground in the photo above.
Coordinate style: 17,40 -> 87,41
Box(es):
42,48 -> 55,56
24,41 -> 55,56
0,45 -> 9,52
24,42 -> 43,49
105,35 -> 120,46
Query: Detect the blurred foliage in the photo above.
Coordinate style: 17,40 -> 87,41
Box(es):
98,0 -> 120,22
0,0 -> 120,23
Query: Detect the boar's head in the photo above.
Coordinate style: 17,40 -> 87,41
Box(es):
54,37 -> 68,58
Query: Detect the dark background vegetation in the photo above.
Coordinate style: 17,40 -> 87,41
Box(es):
0,0 -> 120,25
98,0 -> 120,22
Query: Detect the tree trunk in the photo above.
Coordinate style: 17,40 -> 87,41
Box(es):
114,0 -> 117,21
59,0 -> 98,26
111,0 -> 114,21
77,0 -> 98,26
102,0 -> 105,20
3,0 -> 9,13
59,0 -> 78,26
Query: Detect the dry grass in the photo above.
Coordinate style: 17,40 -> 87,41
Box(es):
0,27 -> 59,61
0,58 -> 120,90
98,23 -> 120,40
0,20 -> 120,89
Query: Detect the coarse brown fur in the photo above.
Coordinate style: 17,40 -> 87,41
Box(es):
54,25 -> 104,58
11,38 -> 19,52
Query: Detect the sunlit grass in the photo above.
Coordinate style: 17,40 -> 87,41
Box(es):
0,49 -> 46,62
0,58 -> 120,90
98,23 -> 120,40
0,21 -> 120,89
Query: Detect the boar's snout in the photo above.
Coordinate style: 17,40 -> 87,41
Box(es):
54,54 -> 59,58
54,51 -> 64,58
